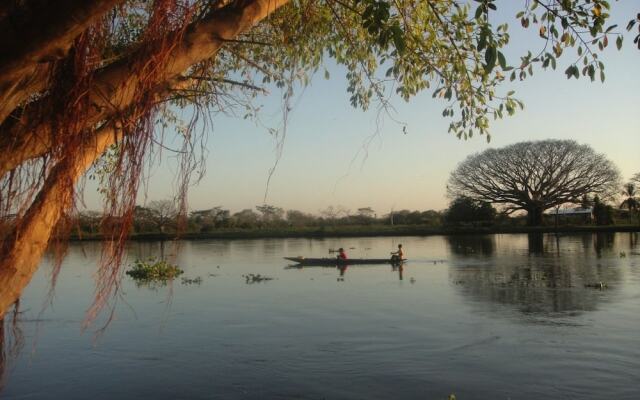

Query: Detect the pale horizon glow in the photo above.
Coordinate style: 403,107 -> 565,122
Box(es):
84,3 -> 640,215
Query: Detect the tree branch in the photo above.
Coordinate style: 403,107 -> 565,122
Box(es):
0,0 -> 290,180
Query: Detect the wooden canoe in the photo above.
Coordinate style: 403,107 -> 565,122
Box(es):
284,257 -> 407,266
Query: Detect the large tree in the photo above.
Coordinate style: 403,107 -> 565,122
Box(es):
141,200 -> 178,233
447,140 -> 620,226
0,0 -> 636,317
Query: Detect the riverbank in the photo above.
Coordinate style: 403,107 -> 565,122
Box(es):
69,224 -> 640,241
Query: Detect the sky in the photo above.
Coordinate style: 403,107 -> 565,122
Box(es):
85,2 -> 640,215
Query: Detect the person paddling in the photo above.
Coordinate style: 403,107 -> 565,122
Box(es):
390,244 -> 404,262
337,248 -> 348,260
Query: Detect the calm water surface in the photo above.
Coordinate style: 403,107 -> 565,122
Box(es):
2,233 -> 639,399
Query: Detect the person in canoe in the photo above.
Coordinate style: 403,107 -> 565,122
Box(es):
390,244 -> 404,263
337,248 -> 348,260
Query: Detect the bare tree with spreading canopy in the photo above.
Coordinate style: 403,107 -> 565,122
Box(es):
447,140 -> 620,226
0,0 -> 636,319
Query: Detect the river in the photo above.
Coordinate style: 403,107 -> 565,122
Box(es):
1,233 -> 639,399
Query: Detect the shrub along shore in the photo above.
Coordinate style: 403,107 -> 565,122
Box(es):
69,224 -> 640,241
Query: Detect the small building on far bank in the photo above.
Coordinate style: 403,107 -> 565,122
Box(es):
545,207 -> 593,224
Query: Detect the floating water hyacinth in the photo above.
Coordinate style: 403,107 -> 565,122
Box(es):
125,258 -> 184,281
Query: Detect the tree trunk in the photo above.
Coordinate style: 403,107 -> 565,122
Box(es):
0,0 -> 126,122
0,124 -> 119,316
526,206 -> 544,226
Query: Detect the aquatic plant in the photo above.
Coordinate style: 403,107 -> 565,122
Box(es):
125,258 -> 184,281
243,274 -> 274,284
181,276 -> 203,285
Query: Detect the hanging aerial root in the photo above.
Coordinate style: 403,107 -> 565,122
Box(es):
0,123 -> 121,317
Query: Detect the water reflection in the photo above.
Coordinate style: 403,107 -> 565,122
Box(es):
392,264 -> 404,281
0,319 -> 6,390
527,233 -> 544,254
337,264 -> 348,281
446,235 -> 495,256
0,303 -> 23,391
286,261 -> 408,282
629,232 -> 638,248
593,232 -> 615,256
333,261 -> 406,281
449,234 -> 623,318
2,234 -> 639,399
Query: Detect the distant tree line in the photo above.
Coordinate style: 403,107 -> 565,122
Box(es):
71,203 -> 445,235
67,191 -> 638,237
65,140 -> 638,235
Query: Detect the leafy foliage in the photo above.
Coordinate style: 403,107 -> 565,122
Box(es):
444,196 -> 496,225
125,258 -> 184,281
592,195 -> 614,225
158,0 -> 636,142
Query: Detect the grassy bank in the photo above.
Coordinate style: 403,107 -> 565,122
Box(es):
69,224 -> 640,241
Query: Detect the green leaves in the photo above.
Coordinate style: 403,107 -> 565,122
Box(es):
587,64 -> 596,81
390,23 -> 406,54
484,46 -> 497,73
565,65 -> 580,79
216,0 -> 630,144
497,51 -> 508,70
360,0 -> 405,54
473,0 -> 497,21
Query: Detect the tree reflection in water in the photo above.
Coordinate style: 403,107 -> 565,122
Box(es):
0,301 -> 23,391
593,232 -> 615,257
448,233 -> 623,319
527,233 -> 544,254
446,234 -> 495,257
629,232 -> 638,249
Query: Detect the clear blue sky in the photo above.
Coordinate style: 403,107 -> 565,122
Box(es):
85,2 -> 640,215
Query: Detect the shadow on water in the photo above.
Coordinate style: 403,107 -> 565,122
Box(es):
448,233 -> 624,321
